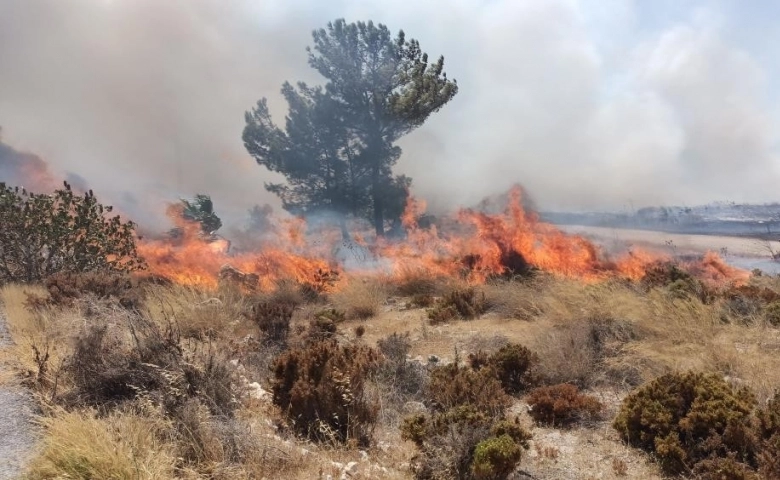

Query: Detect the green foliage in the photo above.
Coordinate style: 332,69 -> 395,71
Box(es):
764,300 -> 780,326
180,194 -> 222,234
401,405 -> 530,480
526,383 -> 603,427
471,435 -> 524,480
244,19 -> 457,235
427,287 -> 488,324
271,340 -> 381,445
0,182 -> 144,283
613,371 -> 759,475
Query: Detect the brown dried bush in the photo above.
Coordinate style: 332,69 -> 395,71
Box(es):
526,383 -> 603,427
470,343 -> 540,395
427,287 -> 488,325
251,301 -> 294,345
64,317 -> 235,417
271,340 -> 381,445
426,363 -> 511,415
35,271 -> 144,310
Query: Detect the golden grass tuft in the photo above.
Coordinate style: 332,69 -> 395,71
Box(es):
331,277 -> 387,320
26,408 -> 176,480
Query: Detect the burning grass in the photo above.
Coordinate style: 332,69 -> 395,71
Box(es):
3,215 -> 779,479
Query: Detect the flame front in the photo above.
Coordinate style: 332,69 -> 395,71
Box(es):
137,186 -> 747,290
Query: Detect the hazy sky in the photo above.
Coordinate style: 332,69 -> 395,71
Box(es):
1,0 -> 779,228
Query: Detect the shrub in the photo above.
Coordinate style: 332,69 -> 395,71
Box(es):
38,271 -> 144,310
251,301 -> 294,345
376,332 -> 427,398
64,317 -> 235,417
428,287 -> 488,324
401,406 -> 530,480
765,301 -> 780,326
271,340 -> 381,445
471,435 -> 524,480
478,343 -> 540,395
427,364 -> 511,414
613,371 -> 759,476
0,181 -> 145,283
526,384 -> 603,427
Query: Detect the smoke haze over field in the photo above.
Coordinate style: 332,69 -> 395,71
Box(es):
1,0 -> 779,228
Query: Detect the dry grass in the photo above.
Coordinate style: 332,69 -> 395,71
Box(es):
5,270 -> 780,479
331,277 -> 387,320
26,408 -> 176,480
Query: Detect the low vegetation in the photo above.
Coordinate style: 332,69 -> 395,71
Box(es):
4,232 -> 780,478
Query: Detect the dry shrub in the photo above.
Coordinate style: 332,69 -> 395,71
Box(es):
428,287 -> 488,325
526,383 -> 603,427
271,340 -> 381,445
393,271 -> 449,296
470,343 -> 540,395
765,301 -> 780,327
373,333 -> 428,425
63,317 -> 235,417
33,271 -> 144,310
426,363 -> 511,415
614,371 -> 759,476
26,408 -> 176,479
483,280 -> 545,320
251,301 -> 293,345
409,293 -> 435,308
532,316 -> 642,388
332,278 -> 386,320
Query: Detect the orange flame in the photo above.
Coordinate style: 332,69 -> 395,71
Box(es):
137,186 -> 747,290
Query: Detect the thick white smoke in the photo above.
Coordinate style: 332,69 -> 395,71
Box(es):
0,0 -> 778,229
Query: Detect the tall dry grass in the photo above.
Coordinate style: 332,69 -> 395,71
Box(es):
26,408 -> 176,480
331,277 -> 387,320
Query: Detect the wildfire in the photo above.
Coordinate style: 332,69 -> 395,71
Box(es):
137,186 -> 747,290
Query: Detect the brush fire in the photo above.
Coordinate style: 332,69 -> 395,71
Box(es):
136,186 -> 748,291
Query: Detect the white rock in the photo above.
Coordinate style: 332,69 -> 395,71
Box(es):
359,450 -> 369,461
341,461 -> 359,479
246,382 -> 270,401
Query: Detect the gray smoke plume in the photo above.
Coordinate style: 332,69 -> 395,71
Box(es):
1,0 -> 778,231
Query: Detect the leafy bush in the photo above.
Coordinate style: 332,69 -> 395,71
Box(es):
271,340 -> 381,445
0,182 -> 145,283
613,371 -> 758,476
526,383 -> 603,427
471,435 -> 524,480
401,406 -> 530,480
427,287 -> 488,325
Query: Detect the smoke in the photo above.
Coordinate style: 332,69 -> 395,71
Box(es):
0,132 -> 60,192
1,0 -> 779,230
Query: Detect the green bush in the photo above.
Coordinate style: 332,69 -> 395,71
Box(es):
613,372 -> 758,475
0,182 -> 145,283
471,435 -> 524,480
765,301 -> 780,327
401,406 -> 530,480
271,340 -> 381,445
526,383 -> 603,427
